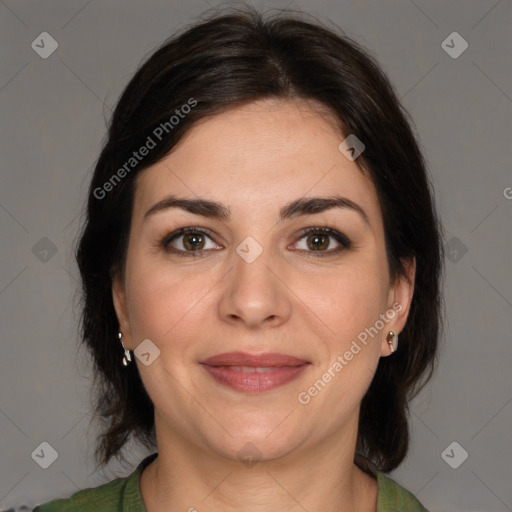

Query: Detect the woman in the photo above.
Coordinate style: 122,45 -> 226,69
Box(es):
35,5 -> 443,511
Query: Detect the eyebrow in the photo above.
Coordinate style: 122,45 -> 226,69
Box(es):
143,194 -> 370,226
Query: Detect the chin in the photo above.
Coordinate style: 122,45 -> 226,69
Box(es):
202,424 -> 303,465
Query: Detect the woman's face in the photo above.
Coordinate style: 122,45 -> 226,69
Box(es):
113,98 -> 414,463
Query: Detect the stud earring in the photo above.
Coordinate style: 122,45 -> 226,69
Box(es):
386,331 -> 398,353
119,332 -> 132,366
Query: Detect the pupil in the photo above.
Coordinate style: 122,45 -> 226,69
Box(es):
184,233 -> 204,250
309,234 -> 328,250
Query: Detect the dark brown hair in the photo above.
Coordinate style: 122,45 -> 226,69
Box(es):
76,5 -> 444,473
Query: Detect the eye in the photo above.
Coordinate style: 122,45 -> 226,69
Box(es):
293,227 -> 351,256
161,227 -> 221,257
160,226 -> 351,258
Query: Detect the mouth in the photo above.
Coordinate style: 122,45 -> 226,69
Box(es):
199,352 -> 311,393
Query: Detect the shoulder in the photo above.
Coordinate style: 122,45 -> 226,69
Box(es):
34,453 -> 155,512
33,453 -> 156,512
33,473 -> 130,512
376,471 -> 429,512
356,454 -> 428,511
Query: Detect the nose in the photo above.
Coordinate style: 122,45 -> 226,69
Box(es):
218,244 -> 292,330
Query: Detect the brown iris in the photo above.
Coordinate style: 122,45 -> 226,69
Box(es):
306,233 -> 329,251
183,232 -> 206,251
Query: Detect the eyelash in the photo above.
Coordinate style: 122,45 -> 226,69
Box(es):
160,226 -> 352,258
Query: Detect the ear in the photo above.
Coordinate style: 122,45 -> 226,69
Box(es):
112,269 -> 132,349
380,256 -> 416,357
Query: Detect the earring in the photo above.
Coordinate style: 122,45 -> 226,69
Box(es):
386,331 -> 398,353
119,332 -> 132,366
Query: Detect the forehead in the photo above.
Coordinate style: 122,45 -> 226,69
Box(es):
132,98 -> 381,226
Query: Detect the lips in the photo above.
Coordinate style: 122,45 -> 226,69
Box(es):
200,352 -> 309,367
199,352 -> 310,393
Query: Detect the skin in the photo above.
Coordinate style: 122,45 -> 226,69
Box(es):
112,98 -> 415,512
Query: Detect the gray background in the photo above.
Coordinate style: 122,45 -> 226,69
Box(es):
1,0 -> 511,511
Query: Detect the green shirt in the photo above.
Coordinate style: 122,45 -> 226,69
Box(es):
34,452 -> 428,511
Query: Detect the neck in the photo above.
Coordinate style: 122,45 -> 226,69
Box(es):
140,423 -> 377,512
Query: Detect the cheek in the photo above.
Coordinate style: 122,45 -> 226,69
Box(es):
124,259 -> 214,345
295,266 -> 386,415
295,259 -> 389,344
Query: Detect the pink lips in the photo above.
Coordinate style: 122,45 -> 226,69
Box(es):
199,352 -> 310,393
